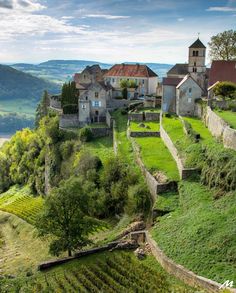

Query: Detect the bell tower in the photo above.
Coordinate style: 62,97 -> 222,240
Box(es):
188,38 -> 206,74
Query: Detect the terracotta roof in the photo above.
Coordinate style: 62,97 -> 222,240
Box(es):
104,64 -> 158,78
163,77 -> 183,86
189,38 -> 206,48
208,60 -> 236,86
167,63 -> 188,76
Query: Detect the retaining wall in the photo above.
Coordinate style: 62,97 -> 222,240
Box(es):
90,127 -> 112,138
145,231 -> 236,293
145,112 -> 160,121
128,113 -> 143,121
129,131 -> 160,137
160,124 -> 198,180
59,114 -> 80,128
127,129 -> 177,201
205,107 -> 236,151
106,111 -> 113,128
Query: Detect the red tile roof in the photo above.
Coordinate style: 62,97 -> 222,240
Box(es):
163,77 -> 183,86
104,64 -> 158,78
208,60 -> 236,86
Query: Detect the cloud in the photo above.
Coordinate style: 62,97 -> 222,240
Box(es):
0,0 -> 13,9
83,14 -> 130,19
177,18 -> 184,21
0,0 -> 46,12
61,16 -> 74,20
206,6 -> 236,12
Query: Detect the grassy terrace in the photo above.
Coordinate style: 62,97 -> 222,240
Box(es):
130,121 -> 159,132
85,136 -> 114,163
151,180 -> 236,283
215,110 -> 236,129
135,137 -> 179,181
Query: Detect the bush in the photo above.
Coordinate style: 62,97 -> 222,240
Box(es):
63,104 -> 78,114
79,127 -> 93,142
213,81 -> 236,99
121,109 -> 128,115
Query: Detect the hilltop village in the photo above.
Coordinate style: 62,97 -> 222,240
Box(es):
50,37 -> 236,126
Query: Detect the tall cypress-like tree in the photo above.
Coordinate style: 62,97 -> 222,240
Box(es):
35,90 -> 50,128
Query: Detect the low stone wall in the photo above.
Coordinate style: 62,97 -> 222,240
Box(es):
106,110 -> 113,128
160,124 -> 198,180
145,231 -> 236,293
129,131 -> 160,137
90,127 -> 112,138
127,129 -> 177,201
59,114 -> 80,128
194,103 -> 203,118
113,121 -> 118,155
145,112 -> 160,121
205,107 -> 236,151
128,113 -> 143,121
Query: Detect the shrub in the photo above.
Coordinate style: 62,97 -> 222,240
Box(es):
213,81 -> 236,99
79,127 -> 93,142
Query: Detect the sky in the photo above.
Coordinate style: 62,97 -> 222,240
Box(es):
0,0 -> 235,64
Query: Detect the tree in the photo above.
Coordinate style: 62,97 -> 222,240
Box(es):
213,81 -> 236,99
35,91 -> 50,128
61,81 -> 78,108
36,177 -> 101,256
208,30 -> 236,61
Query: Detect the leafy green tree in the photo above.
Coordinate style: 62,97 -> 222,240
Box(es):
129,80 -> 137,89
35,90 -> 50,128
213,81 -> 236,99
36,177 -> 101,256
208,30 -> 236,61
79,126 -> 93,142
0,152 -> 10,193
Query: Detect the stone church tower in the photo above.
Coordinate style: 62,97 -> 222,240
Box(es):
188,38 -> 207,93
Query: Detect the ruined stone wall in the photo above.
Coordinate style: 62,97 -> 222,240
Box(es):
59,114 -> 80,128
129,131 -> 160,137
90,127 -> 112,138
128,113 -> 143,121
145,112 -> 160,121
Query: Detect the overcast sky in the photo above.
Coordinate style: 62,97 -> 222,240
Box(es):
0,0 -> 235,64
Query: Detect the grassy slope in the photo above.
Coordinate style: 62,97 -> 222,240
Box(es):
215,110 -> 236,129
0,211 -> 51,276
135,137 -> 179,181
151,180 -> 236,283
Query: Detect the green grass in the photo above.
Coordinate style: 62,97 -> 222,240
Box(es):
130,121 -> 159,132
1,250 -> 195,292
154,191 -> 179,212
215,110 -> 236,129
151,180 -> 236,283
84,136 -> 114,163
0,186 -> 44,225
0,211 -> 51,276
135,137 -> 179,181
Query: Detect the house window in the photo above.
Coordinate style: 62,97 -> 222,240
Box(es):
196,51 -> 199,56
82,104 -> 86,109
95,92 -> 99,98
95,110 -> 99,116
193,50 -> 195,56
189,88 -> 192,93
112,78 -> 115,83
84,75 -> 86,79
142,79 -> 145,84
92,101 -> 101,107
194,62 -> 196,66
188,98 -> 192,103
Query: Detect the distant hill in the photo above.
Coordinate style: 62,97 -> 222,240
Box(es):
12,60 -> 173,84
0,64 -> 60,101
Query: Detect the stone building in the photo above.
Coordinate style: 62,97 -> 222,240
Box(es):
104,64 -> 158,98
162,38 -> 208,116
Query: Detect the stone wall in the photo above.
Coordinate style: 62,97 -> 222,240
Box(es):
113,121 -> 118,155
129,131 -> 160,137
59,114 -> 80,128
90,127 -> 112,138
160,123 -> 198,180
50,96 -> 61,109
145,232 -> 236,293
106,110 -> 113,128
194,103 -> 203,118
128,113 -> 143,121
205,106 -> 236,151
145,112 -> 160,121
127,129 -> 177,201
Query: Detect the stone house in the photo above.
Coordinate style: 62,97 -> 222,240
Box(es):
176,75 -> 203,116
162,38 -> 209,116
78,81 -> 113,124
74,64 -> 107,86
104,64 -> 158,98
